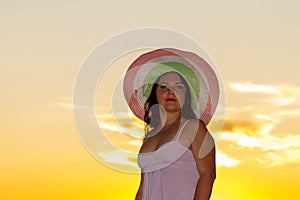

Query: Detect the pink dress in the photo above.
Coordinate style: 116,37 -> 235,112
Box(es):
138,121 -> 200,200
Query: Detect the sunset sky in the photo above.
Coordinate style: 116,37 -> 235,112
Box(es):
1,1 -> 300,199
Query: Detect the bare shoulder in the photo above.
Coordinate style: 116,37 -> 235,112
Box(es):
178,119 -> 207,147
187,119 -> 215,159
184,119 -> 207,137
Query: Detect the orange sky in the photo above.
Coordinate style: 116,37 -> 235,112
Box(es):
1,1 -> 300,199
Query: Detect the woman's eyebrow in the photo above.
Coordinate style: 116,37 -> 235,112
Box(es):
158,81 -> 168,84
158,81 -> 184,84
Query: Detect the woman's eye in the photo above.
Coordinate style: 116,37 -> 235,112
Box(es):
176,85 -> 184,89
160,85 -> 167,89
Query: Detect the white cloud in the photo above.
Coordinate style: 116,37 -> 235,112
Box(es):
276,109 -> 300,117
230,82 -> 300,106
97,112 -> 144,138
96,149 -> 140,172
220,130 -> 300,167
221,131 -> 300,151
223,82 -> 300,167
216,151 -> 240,167
230,83 -> 280,94
56,82 -> 300,169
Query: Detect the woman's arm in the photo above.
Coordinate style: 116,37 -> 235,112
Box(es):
191,120 -> 216,200
135,173 -> 144,200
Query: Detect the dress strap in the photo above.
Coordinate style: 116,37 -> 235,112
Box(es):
175,120 -> 190,141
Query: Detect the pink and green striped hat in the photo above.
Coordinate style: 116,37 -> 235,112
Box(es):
123,48 -> 219,125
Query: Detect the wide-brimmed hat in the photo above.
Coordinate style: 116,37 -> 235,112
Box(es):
123,48 -> 219,125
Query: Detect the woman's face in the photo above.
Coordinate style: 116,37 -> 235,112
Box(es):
156,72 -> 187,113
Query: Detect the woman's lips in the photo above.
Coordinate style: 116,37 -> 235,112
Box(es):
166,98 -> 176,101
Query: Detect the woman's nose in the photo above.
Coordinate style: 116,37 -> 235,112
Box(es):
167,86 -> 175,93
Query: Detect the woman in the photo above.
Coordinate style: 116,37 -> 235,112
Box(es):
123,48 -> 220,200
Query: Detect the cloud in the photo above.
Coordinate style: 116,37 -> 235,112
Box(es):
220,115 -> 300,167
96,114 -> 241,168
95,148 -> 242,172
91,109 -> 300,168
227,82 -> 300,134
219,129 -> 300,168
230,83 -> 280,94
96,149 -> 140,173
222,118 -> 272,137
218,82 -> 300,167
221,130 -> 300,151
57,81 -> 300,169
216,151 -> 240,167
275,108 -> 300,117
97,112 -> 144,138
230,82 -> 300,106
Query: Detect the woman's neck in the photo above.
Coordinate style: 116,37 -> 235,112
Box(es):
159,110 -> 182,126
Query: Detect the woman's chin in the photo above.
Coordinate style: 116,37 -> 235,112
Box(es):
163,106 -> 181,113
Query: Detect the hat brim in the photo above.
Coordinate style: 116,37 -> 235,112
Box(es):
123,48 -> 219,125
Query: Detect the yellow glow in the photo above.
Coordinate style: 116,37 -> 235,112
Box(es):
2,1 -> 300,199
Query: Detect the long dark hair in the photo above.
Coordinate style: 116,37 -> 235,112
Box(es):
143,72 -> 197,133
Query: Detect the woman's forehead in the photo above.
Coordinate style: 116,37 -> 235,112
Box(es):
158,72 -> 183,83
